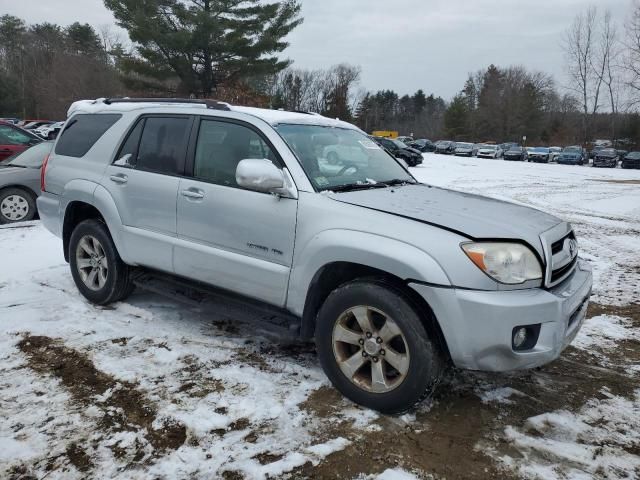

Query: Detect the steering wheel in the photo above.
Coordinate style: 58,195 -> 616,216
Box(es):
337,164 -> 359,176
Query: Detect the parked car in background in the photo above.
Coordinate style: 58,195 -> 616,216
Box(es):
396,136 -> 414,145
0,141 -> 54,223
0,121 -> 43,161
477,144 -> 502,159
1,118 -> 20,125
472,143 -> 482,156
409,139 -> 436,153
589,145 -> 605,159
616,149 -> 628,158
593,148 -> 619,168
622,151 -> 640,169
528,147 -> 551,163
503,146 -> 527,161
557,146 -> 586,166
549,147 -> 562,162
374,137 -> 423,166
500,142 -> 518,154
33,121 -> 64,140
21,120 -> 55,131
435,140 -> 456,154
454,142 -> 474,157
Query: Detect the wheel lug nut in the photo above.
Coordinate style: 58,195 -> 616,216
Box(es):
358,339 -> 364,345
362,351 -> 368,357
372,357 -> 379,362
380,349 -> 385,355
376,337 -> 382,344
366,332 -> 372,338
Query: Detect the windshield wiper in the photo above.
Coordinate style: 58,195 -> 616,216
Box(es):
326,182 -> 388,193
378,178 -> 417,187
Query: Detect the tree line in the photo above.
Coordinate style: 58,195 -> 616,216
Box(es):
2,1 -> 640,146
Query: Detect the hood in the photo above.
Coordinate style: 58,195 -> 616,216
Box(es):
403,146 -> 422,155
327,184 -> 562,257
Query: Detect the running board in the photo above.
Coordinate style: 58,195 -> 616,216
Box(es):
131,270 -> 302,342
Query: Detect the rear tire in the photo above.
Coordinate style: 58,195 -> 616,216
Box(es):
315,279 -> 445,414
0,188 -> 36,224
69,219 -> 134,305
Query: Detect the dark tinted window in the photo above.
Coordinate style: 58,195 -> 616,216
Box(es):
115,119 -> 144,164
193,120 -> 278,187
55,114 -> 121,157
0,125 -> 35,145
136,117 -> 191,175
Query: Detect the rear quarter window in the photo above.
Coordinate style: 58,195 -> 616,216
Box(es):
55,114 -> 122,157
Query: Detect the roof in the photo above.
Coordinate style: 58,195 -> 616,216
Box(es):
67,98 -> 360,131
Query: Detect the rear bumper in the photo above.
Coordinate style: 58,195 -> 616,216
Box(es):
409,259 -> 592,371
36,191 -> 62,237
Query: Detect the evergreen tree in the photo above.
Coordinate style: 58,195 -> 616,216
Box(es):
104,0 -> 303,97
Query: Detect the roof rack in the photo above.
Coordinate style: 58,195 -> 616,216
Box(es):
102,98 -> 231,111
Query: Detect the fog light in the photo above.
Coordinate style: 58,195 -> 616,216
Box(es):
513,328 -> 527,348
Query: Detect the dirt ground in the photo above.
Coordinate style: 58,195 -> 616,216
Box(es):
6,302 -> 638,480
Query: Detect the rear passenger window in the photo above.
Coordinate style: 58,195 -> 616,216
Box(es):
55,114 -> 121,157
135,117 -> 191,175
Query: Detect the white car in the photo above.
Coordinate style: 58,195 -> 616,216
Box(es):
477,144 -> 503,159
33,121 -> 64,140
454,142 -> 474,157
549,147 -> 562,162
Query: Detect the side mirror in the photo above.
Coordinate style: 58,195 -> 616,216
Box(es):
114,153 -> 133,168
236,158 -> 286,194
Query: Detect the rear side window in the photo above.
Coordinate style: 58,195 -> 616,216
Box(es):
0,125 -> 34,145
135,117 -> 191,175
55,114 -> 121,157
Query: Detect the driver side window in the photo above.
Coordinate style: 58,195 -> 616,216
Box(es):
0,125 -> 31,145
194,120 -> 278,188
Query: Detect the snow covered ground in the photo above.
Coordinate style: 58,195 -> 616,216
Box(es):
1,153 -> 639,479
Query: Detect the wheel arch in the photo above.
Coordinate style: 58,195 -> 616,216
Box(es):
298,261 -> 451,362
0,184 -> 39,200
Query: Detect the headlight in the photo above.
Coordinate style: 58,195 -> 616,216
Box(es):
461,242 -> 542,284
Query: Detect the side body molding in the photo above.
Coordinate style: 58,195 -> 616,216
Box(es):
286,229 -> 451,317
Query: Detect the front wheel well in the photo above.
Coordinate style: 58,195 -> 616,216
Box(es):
62,202 -> 105,262
300,262 -> 451,362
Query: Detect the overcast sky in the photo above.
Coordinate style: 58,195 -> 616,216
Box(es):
0,0 -> 631,99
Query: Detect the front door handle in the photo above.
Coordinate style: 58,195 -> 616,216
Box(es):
109,174 -> 128,184
181,189 -> 204,200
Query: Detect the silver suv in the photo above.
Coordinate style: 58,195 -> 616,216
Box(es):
38,98 -> 592,413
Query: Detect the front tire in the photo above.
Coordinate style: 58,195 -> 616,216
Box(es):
69,219 -> 134,305
0,188 -> 36,224
315,279 -> 445,413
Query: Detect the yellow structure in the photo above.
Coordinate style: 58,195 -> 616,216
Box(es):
371,130 -> 398,139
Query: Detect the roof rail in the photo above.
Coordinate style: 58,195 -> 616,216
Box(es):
102,97 -> 231,111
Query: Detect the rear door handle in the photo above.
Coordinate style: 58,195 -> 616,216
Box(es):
181,189 -> 204,200
109,174 -> 128,184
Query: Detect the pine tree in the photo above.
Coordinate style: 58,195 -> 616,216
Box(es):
104,0 -> 303,97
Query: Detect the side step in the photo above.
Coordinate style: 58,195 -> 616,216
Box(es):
131,270 -> 302,342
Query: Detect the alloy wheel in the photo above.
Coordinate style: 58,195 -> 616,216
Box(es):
75,235 -> 108,291
332,305 -> 410,393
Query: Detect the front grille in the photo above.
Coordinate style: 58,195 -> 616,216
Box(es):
551,255 -> 577,283
551,231 -> 575,255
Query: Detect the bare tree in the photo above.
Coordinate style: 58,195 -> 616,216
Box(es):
563,6 -> 602,143
624,1 -> 640,108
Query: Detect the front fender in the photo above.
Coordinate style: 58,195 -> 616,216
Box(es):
286,229 -> 451,316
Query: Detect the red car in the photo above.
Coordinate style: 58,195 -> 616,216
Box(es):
0,121 -> 42,161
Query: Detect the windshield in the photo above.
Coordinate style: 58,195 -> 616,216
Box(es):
482,145 -> 497,150
276,124 -> 414,192
391,139 -> 407,149
456,143 -> 473,148
507,147 -> 523,152
627,151 -> 640,159
533,147 -> 550,153
0,142 -> 53,168
563,146 -> 581,153
601,149 -> 616,155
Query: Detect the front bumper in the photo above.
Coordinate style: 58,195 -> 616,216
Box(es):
409,259 -> 592,371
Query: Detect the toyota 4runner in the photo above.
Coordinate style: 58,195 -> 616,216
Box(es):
38,98 -> 593,413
